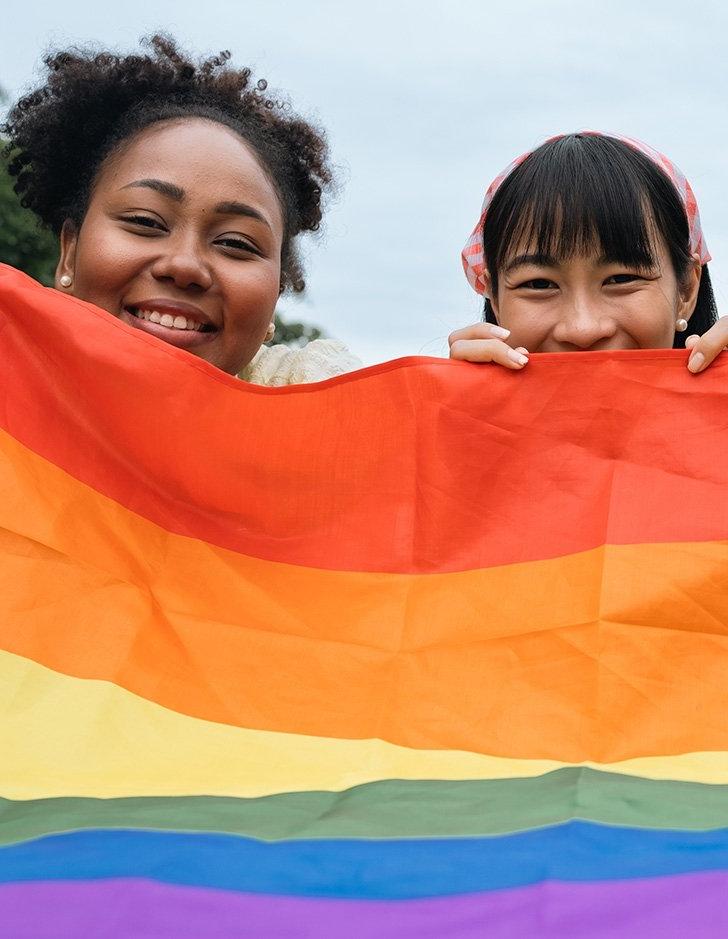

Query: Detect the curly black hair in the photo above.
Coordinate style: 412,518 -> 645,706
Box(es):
3,35 -> 332,292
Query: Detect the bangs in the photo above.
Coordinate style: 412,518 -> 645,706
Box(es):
484,135 -> 690,283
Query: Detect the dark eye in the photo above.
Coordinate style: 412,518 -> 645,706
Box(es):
604,273 -> 641,285
520,278 -> 556,290
215,236 -> 262,256
123,215 -> 165,230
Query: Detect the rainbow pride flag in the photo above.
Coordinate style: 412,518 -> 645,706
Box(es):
1,263 -> 728,936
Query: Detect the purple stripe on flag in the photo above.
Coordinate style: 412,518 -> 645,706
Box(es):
2,873 -> 725,938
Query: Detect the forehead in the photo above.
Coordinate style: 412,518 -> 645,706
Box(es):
496,197 -> 670,272
503,223 -> 669,262
97,118 -> 284,235
489,152 -> 679,278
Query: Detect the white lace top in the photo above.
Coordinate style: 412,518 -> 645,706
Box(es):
239,339 -> 362,386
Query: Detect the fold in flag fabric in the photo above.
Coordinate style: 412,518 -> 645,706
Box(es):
1,263 -> 727,937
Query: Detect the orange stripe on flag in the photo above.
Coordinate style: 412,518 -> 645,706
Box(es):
2,426 -> 728,763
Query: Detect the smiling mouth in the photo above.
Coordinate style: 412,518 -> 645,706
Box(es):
126,306 -> 215,333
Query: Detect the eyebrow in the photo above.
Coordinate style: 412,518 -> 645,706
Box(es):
214,200 -> 268,226
504,251 -> 656,274
120,179 -> 185,201
119,180 -> 270,228
503,252 -> 558,273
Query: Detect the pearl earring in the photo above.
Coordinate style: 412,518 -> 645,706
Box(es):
265,323 -> 275,341
59,275 -> 72,288
675,318 -> 689,332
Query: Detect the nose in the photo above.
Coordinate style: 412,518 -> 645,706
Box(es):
552,293 -> 618,349
150,233 -> 213,291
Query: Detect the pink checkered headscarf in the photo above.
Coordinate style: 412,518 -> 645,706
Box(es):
461,132 -> 711,295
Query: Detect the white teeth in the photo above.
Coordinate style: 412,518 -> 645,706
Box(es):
132,308 -> 205,331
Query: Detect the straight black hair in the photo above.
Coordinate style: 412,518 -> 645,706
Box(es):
482,134 -> 717,349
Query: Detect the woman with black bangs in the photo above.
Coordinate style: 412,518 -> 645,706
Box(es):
449,132 -> 724,374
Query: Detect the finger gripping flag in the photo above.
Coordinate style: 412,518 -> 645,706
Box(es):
1,264 -> 728,937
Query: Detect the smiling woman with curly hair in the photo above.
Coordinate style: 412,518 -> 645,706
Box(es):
3,35 -> 361,382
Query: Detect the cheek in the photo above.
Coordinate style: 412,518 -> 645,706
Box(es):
74,227 -> 142,296
621,291 -> 677,346
221,263 -> 281,333
496,297 -> 554,347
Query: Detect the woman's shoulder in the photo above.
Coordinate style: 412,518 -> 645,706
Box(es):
239,339 -> 363,386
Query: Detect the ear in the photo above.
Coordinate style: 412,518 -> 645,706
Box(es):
678,253 -> 702,322
55,220 -> 78,290
483,271 -> 500,319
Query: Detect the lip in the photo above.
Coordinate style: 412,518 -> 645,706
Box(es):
120,298 -> 219,350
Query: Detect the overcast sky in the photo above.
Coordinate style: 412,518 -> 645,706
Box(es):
3,0 -> 727,363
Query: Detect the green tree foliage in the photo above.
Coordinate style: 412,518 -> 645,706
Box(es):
0,146 -> 59,285
271,313 -> 323,348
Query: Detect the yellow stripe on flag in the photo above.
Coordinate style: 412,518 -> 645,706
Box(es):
2,649 -> 728,800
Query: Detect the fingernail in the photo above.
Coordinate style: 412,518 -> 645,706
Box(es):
508,349 -> 529,366
688,352 -> 705,373
491,325 -> 511,339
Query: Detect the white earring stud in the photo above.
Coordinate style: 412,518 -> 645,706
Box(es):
675,318 -> 689,332
59,275 -> 72,288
